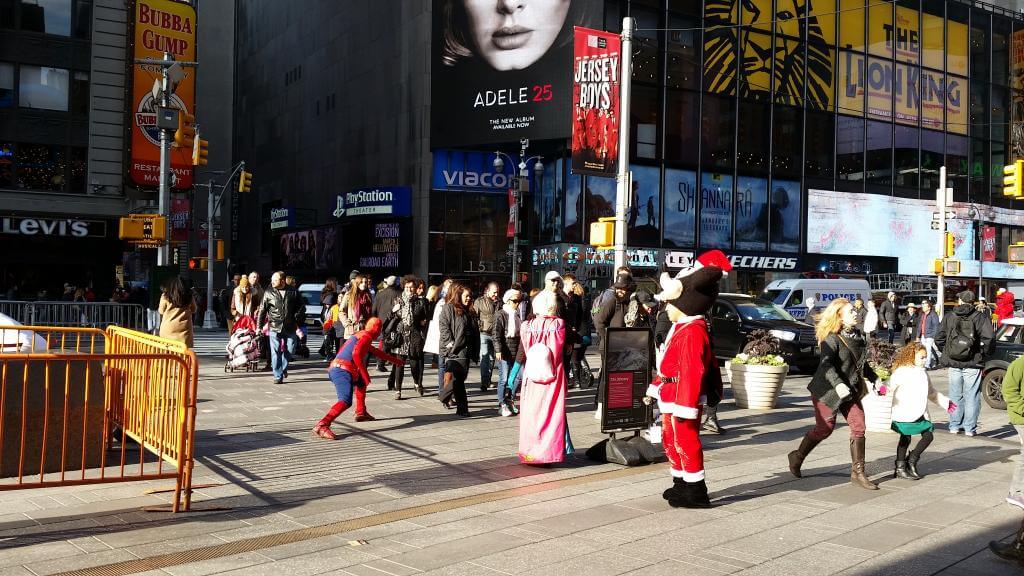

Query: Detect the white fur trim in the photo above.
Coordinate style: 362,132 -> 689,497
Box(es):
682,469 -> 705,482
645,383 -> 661,399
673,405 -> 700,419
674,261 -> 705,279
670,468 -> 687,479
659,400 -> 677,414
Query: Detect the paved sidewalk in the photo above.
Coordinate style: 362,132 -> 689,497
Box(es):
0,344 -> 1021,576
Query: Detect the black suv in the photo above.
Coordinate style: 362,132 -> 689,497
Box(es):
710,293 -> 820,372
979,317 -> 1024,410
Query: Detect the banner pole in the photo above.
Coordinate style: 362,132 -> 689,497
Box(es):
614,17 -> 634,272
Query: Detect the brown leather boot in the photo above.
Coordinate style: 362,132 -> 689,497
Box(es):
787,433 -> 822,478
850,437 -> 878,490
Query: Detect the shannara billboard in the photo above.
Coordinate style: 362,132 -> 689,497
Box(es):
430,0 -> 600,148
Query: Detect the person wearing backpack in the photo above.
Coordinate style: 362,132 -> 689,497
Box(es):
934,291 -> 995,437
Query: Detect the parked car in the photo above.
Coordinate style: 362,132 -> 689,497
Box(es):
979,316 -> 1024,410
297,283 -> 325,331
709,293 -> 819,372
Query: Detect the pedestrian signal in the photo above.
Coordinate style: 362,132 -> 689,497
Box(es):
944,232 -> 955,258
589,218 -> 615,249
174,113 -> 196,149
215,239 -> 225,261
188,257 -> 208,271
1010,243 -> 1024,265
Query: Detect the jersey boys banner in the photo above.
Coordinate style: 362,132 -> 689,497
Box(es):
129,0 -> 197,189
430,1 -> 597,148
571,27 -> 620,177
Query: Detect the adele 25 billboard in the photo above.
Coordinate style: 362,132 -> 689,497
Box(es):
431,0 -> 599,148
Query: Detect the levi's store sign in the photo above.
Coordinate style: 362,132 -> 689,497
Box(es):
1,217 -> 107,238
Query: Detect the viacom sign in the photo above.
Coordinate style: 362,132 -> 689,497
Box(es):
333,186 -> 411,219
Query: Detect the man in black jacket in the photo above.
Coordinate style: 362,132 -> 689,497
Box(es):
257,271 -> 306,384
372,276 -> 402,373
935,290 -> 995,436
879,291 -> 899,344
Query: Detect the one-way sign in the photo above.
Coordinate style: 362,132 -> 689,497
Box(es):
932,211 -> 957,220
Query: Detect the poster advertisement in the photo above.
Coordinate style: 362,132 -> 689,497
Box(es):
770,179 -> 801,253
313,227 -> 339,271
807,189 -> 975,275
700,172 -> 732,249
983,225 -> 997,262
430,1 -> 597,148
735,176 -> 767,251
628,165 -> 660,246
129,0 -> 196,188
663,169 -> 697,248
279,230 -> 315,270
571,27 -> 620,176
170,196 -> 189,242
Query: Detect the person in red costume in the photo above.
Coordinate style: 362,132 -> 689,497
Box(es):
996,288 -> 1015,325
647,250 -> 731,508
313,317 -> 404,440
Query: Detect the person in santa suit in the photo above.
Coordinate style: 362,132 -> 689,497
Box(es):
313,317 -> 404,440
647,250 -> 731,508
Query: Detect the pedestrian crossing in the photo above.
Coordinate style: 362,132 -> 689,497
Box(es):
191,329 -> 325,358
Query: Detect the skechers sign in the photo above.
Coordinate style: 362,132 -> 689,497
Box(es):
333,186 -> 411,218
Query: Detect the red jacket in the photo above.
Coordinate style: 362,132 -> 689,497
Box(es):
649,318 -> 722,419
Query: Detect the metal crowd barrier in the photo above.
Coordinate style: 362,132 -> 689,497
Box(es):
0,301 -> 147,330
0,325 -> 199,512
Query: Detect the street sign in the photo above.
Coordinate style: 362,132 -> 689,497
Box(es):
932,211 -> 957,220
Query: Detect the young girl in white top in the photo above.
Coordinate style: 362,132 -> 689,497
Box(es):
881,343 -> 957,480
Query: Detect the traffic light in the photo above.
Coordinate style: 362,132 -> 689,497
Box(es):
188,257 -> 208,271
944,232 -> 955,258
118,215 -> 166,241
215,239 -> 225,261
1004,160 -> 1024,197
174,112 -> 196,149
1010,242 -> 1024,265
192,134 -> 209,166
589,217 -> 615,249
238,170 -> 252,193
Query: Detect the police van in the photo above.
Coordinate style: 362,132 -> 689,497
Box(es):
762,279 -> 872,321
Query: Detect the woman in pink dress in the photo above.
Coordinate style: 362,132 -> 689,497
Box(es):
518,290 -> 573,464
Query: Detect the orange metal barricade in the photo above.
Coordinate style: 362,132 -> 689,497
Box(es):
0,325 -> 199,512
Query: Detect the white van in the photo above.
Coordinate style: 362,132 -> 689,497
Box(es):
762,279 -> 872,321
297,283 -> 326,329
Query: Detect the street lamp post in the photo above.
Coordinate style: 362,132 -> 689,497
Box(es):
965,203 -> 994,300
199,162 -> 245,329
493,139 -> 543,286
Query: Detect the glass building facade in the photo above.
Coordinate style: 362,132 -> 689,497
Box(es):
460,0 -> 1024,290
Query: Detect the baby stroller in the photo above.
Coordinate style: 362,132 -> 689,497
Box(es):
225,315 -> 261,372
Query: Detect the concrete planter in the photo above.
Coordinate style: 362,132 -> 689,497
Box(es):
730,363 -> 789,409
862,382 -> 894,433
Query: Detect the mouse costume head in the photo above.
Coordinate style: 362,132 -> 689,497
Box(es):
656,250 -> 732,317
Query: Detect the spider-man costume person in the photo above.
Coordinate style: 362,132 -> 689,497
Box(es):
313,317 -> 404,440
647,250 -> 731,508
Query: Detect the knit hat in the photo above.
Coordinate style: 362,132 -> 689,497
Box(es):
612,273 -> 634,290
349,270 -> 360,280
957,290 -> 976,304
634,289 -> 654,305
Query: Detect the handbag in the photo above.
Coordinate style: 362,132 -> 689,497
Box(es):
382,315 -> 403,349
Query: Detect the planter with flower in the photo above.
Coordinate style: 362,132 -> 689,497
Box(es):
862,340 -> 897,432
729,330 -> 790,409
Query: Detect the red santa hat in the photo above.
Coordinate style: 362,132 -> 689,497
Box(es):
674,249 -> 733,279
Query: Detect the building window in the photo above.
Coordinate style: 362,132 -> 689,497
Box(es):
701,95 -> 735,170
736,101 -> 769,174
19,65 -> 69,111
632,85 -> 659,160
69,146 -> 86,193
920,129 -> 943,193
893,124 -> 918,195
70,70 -> 88,115
0,0 -> 14,29
0,62 -> 12,108
837,115 -> 864,190
73,0 -> 90,38
16,143 -> 66,191
772,105 -> 802,178
866,120 -> 892,188
666,15 -> 699,90
0,142 -> 13,187
20,0 -> 71,36
805,111 -> 835,179
664,90 -> 699,164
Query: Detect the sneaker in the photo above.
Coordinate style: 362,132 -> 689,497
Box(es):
273,378 -> 283,385
964,430 -> 975,437
1007,495 -> 1024,510
949,427 -> 961,434
500,405 -> 511,417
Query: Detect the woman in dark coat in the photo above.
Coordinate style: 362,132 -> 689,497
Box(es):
788,297 -> 880,490
438,282 -> 477,416
388,275 -> 428,399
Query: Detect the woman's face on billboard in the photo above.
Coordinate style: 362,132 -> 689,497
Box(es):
463,0 -> 571,71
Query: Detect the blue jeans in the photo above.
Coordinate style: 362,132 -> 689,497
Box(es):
947,367 -> 981,433
479,333 -> 495,385
269,330 -> 297,380
496,358 -> 522,407
437,354 -> 447,396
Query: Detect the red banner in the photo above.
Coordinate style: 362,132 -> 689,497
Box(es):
506,189 -> 516,238
571,27 -> 621,177
170,197 -> 190,242
983,225 -> 997,262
